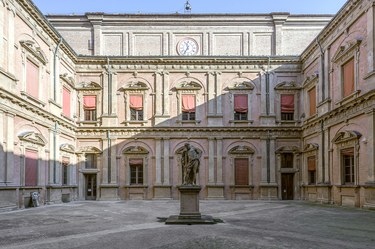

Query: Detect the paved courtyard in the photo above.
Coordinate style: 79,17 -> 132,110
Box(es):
0,200 -> 374,249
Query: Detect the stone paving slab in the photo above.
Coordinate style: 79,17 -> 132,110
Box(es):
0,201 -> 374,249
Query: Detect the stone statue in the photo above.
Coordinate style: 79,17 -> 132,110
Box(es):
181,143 -> 202,185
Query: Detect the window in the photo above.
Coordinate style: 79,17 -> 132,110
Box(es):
129,159 -> 143,185
342,58 -> 354,98
26,59 -> 39,98
280,94 -> 294,121
182,94 -> 196,121
307,156 -> 316,185
25,150 -> 38,186
234,158 -> 249,185
62,158 -> 69,185
342,148 -> 355,184
234,94 -> 248,120
85,154 -> 97,169
83,96 -> 97,121
63,87 -> 71,117
308,87 -> 316,116
129,95 -> 144,121
281,153 -> 293,168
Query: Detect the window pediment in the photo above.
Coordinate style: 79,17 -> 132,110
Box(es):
275,81 -> 300,90
60,73 -> 75,87
303,74 -> 318,87
123,146 -> 149,154
229,145 -> 254,154
77,81 -> 102,90
20,40 -> 48,65
275,146 -> 300,154
78,146 -> 102,154
332,39 -> 362,63
60,143 -> 76,153
303,143 -> 319,152
175,80 -> 202,91
227,80 -> 254,91
332,130 -> 362,144
18,131 -> 46,146
120,81 -> 149,91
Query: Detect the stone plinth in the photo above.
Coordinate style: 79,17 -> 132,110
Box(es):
165,185 -> 216,224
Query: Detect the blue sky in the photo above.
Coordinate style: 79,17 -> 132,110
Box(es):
32,0 -> 348,15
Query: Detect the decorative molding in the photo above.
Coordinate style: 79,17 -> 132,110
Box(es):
18,131 -> 47,146
275,146 -> 300,154
60,143 -> 76,153
78,146 -> 102,154
175,80 -> 202,91
302,74 -> 318,87
60,73 -> 75,87
20,40 -> 48,65
123,146 -> 149,154
119,81 -> 149,91
228,145 -> 255,154
76,81 -> 102,90
226,80 -> 254,91
275,81 -> 301,90
303,143 -> 319,152
332,130 -> 362,144
332,39 -> 362,63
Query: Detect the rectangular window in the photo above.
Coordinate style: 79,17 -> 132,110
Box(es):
342,58 -> 354,98
26,59 -> 39,98
234,94 -> 248,120
281,94 -> 294,121
235,158 -> 249,185
62,158 -> 69,185
25,150 -> 38,186
63,87 -> 71,118
342,148 -> 355,184
85,154 -> 97,169
281,153 -> 293,168
308,87 -> 316,116
129,95 -> 144,121
129,159 -> 143,185
182,94 -> 196,120
307,156 -> 316,185
83,95 -> 97,121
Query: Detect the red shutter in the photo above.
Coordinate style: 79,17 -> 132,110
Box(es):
281,94 -> 294,113
343,58 -> 354,97
63,87 -> 71,117
235,158 -> 249,185
309,87 -> 316,116
234,94 -> 248,113
129,95 -> 143,111
308,156 -> 316,171
182,95 -> 196,112
26,60 -> 39,98
83,96 -> 96,110
25,150 -> 38,186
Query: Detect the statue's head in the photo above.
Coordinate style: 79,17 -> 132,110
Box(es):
184,143 -> 190,149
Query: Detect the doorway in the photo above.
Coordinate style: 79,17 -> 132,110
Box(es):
281,173 -> 294,200
85,174 -> 97,200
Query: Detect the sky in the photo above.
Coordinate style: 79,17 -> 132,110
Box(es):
31,0 -> 349,15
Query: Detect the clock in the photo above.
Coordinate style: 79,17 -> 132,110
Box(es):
177,38 -> 199,56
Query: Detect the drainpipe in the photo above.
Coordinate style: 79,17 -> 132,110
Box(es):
53,37 -> 63,102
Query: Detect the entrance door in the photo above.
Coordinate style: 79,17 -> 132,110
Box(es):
281,173 -> 294,200
85,174 -> 97,200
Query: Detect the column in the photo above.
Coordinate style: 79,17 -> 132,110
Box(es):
78,154 -> 85,200
260,139 -> 268,183
155,138 -> 162,184
216,138 -> 223,184
260,73 -> 267,115
323,127 -> 330,183
207,72 -> 215,115
366,3 -> 375,73
163,72 -> 170,116
0,3 -> 4,68
0,111 -> 4,182
318,54 -> 325,103
154,71 -> 163,116
7,7 -> 15,74
110,73 -> 118,116
208,138 -> 215,184
163,138 -> 170,185
268,73 -> 275,115
269,139 -> 276,183
215,72 -> 223,115
367,109 -> 375,183
101,138 -> 109,184
110,139 -> 117,184
324,47 -> 330,101
102,72 -> 109,116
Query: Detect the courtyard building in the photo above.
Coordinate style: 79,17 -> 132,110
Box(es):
0,0 -> 375,209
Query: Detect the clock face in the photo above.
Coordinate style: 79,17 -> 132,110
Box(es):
178,38 -> 198,56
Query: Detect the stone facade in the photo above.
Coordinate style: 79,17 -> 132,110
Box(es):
0,0 -> 374,209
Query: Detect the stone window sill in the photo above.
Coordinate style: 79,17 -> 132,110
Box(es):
335,90 -> 361,106
122,120 -> 148,126
176,120 -> 201,124
229,120 -> 253,124
21,91 -> 46,107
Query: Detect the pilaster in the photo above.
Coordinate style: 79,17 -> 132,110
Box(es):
272,13 -> 289,55
207,71 -> 215,115
367,109 -> 375,183
208,138 -> 215,184
163,138 -> 170,185
87,14 -> 103,55
155,138 -> 162,184
7,6 -> 15,74
367,3 -> 375,73
0,3 -> 4,68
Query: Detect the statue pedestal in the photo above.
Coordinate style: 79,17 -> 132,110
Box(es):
165,185 -> 216,224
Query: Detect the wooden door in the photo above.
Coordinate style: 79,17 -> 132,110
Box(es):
85,174 -> 97,200
281,173 -> 294,200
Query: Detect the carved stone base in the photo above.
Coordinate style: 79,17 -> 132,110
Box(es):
165,185 -> 216,224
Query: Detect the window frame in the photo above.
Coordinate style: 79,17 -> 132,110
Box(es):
83,95 -> 97,121
129,159 -> 144,185
274,81 -> 300,124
